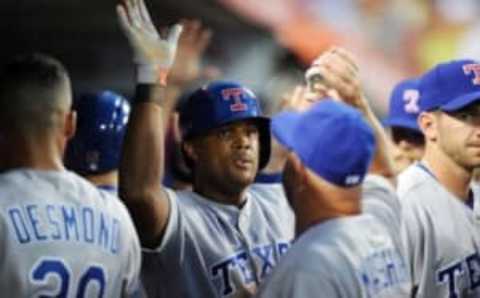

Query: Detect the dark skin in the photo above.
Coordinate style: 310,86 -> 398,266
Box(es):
185,120 -> 260,206
117,0 -> 262,249
120,84 -> 262,248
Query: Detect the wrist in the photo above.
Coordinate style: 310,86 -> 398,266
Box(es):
136,64 -> 169,86
134,84 -> 167,105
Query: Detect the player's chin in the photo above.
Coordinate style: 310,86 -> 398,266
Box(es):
230,168 -> 257,186
463,155 -> 480,169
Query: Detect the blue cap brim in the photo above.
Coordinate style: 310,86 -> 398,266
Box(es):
271,111 -> 302,151
382,118 -> 420,132
441,91 -> 480,112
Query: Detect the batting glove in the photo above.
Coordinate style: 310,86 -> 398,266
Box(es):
117,0 -> 183,85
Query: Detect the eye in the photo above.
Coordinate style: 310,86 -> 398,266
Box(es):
456,112 -> 474,123
246,124 -> 259,137
217,127 -> 232,140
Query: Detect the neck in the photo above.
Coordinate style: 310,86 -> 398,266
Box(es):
0,134 -> 64,172
193,176 -> 248,207
84,171 -> 118,187
424,145 -> 472,201
295,185 -> 362,235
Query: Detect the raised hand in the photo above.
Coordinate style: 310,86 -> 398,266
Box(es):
169,19 -> 212,86
305,47 -> 366,110
279,84 -> 333,112
117,0 -> 183,84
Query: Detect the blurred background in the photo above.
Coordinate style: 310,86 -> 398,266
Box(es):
2,0 -> 480,114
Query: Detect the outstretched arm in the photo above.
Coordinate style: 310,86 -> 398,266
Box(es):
305,47 -> 396,181
117,0 -> 182,248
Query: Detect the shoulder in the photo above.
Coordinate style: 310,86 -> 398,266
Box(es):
248,183 -> 288,207
397,163 -> 435,198
362,175 -> 398,206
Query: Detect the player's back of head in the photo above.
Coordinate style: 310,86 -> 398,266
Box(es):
65,90 -> 130,176
0,53 -> 72,136
273,99 -> 375,189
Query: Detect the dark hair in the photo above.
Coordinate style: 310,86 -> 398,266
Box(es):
0,53 -> 71,133
0,53 -> 68,88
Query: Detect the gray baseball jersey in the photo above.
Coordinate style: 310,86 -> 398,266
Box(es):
141,183 -> 295,297
396,162 -> 422,198
362,175 -> 403,240
399,163 -> 480,297
255,214 -> 411,298
0,169 -> 141,297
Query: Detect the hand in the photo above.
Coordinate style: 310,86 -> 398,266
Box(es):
117,0 -> 183,84
169,19 -> 212,86
279,85 -> 322,112
305,47 -> 367,110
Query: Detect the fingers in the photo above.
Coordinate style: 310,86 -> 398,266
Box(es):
126,0 -> 142,29
178,19 -> 212,54
138,0 -> 153,25
306,46 -> 362,104
137,0 -> 158,35
197,28 -> 212,53
167,24 -> 183,45
116,4 -> 136,38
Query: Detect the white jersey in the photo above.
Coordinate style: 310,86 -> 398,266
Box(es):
0,169 -> 141,297
399,163 -> 480,297
362,175 -> 403,240
141,183 -> 295,297
255,214 -> 411,298
396,162 -> 423,198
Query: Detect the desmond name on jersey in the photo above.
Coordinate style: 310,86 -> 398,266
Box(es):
6,203 -> 121,254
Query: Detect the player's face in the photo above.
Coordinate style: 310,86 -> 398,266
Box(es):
390,127 -> 425,173
193,120 -> 260,189
436,104 -> 480,169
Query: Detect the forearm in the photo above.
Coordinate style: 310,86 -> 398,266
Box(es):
359,96 -> 396,180
119,84 -> 170,246
120,84 -> 166,199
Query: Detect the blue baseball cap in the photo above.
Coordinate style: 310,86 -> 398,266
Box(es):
272,99 -> 376,187
383,78 -> 421,132
419,59 -> 480,112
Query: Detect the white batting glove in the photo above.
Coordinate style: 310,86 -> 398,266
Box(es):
117,0 -> 183,85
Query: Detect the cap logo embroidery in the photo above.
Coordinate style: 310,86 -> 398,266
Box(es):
345,175 -> 360,186
221,88 -> 248,112
463,64 -> 480,85
403,89 -> 420,114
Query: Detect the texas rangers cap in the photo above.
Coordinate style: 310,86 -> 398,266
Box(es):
383,78 -> 421,132
272,99 -> 375,187
419,59 -> 480,112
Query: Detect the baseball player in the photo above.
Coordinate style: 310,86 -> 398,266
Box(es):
116,1 -> 294,297
399,59 -> 480,297
0,53 -> 141,296
383,78 -> 425,175
64,90 -> 131,193
256,99 -> 411,298
304,47 -> 405,242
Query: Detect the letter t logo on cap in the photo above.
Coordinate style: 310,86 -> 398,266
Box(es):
222,88 -> 248,112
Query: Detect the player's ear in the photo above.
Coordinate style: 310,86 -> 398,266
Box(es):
182,140 -> 198,163
65,110 -> 77,141
418,111 -> 437,142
